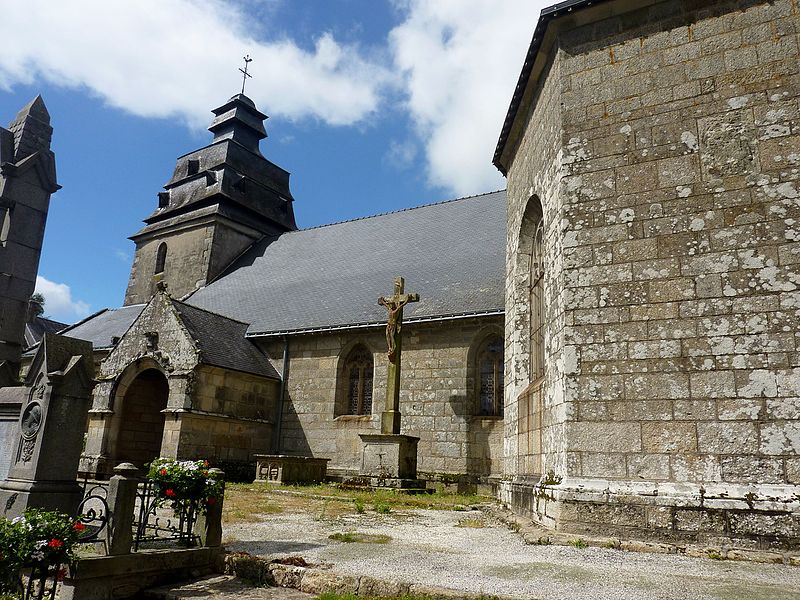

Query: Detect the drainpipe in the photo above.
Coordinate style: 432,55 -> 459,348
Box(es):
272,335 -> 289,454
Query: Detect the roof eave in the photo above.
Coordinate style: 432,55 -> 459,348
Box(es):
493,0 -> 617,175
245,309 -> 505,339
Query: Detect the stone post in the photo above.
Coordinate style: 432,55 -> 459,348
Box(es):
106,463 -> 139,556
194,468 -> 225,548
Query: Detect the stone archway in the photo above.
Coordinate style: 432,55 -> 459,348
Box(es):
110,368 -> 169,469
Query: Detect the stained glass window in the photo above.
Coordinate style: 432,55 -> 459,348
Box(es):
530,215 -> 545,381
345,345 -> 373,415
478,336 -> 504,416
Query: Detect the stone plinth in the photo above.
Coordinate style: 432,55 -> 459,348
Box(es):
254,455 -> 329,484
359,434 -> 419,482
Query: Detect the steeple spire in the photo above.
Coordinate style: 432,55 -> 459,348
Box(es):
208,94 -> 267,156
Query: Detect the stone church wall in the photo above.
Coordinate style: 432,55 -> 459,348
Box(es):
261,316 -> 505,479
173,365 -> 278,463
503,0 -> 800,547
125,223 -> 216,305
503,44 -> 567,480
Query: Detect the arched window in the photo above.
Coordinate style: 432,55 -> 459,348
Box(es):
530,214 -> 545,381
155,242 -> 167,274
344,345 -> 373,415
477,335 -> 504,416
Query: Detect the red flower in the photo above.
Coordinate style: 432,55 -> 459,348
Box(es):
206,496 -> 216,506
48,538 -> 64,549
165,488 -> 177,498
159,468 -> 168,476
72,522 -> 86,532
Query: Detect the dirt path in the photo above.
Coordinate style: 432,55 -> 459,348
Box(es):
224,507 -> 800,600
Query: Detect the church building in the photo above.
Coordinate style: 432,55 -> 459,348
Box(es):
63,93 -> 506,485
496,0 -> 799,546
5,0 -> 797,549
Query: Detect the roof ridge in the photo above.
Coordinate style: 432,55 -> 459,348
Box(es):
172,297 -> 251,327
296,189 -> 506,233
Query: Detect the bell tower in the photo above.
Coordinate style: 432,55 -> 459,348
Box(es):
0,96 -> 60,383
124,94 -> 297,305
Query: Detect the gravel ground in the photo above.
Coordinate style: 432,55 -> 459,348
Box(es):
225,508 -> 800,600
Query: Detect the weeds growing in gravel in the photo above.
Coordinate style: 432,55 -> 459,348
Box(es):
455,517 -> 485,528
570,538 -> 589,549
373,501 -> 391,514
354,498 -> 365,513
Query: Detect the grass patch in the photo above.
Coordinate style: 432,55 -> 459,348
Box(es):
570,538 -> 589,549
223,482 -> 493,523
455,517 -> 485,528
328,531 -> 392,544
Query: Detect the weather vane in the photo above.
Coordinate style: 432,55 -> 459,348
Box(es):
239,55 -> 253,94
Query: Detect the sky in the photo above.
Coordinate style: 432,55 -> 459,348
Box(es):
0,0 -> 549,323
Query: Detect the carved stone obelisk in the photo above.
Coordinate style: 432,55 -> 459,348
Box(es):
359,277 -> 421,487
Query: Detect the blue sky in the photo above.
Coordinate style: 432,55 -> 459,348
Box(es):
0,0 -> 547,322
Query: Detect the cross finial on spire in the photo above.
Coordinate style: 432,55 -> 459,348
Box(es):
239,55 -> 253,94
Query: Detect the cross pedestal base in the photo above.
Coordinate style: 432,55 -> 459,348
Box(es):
359,433 -> 419,482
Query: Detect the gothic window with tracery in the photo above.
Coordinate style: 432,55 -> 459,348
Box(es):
529,209 -> 545,382
477,335 -> 504,416
155,242 -> 167,274
344,345 -> 373,415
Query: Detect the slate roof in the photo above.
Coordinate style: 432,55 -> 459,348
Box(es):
24,316 -> 67,349
171,300 -> 279,379
186,190 -> 506,336
59,304 -> 146,349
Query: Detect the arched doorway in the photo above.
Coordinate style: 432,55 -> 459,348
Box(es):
112,368 -> 169,469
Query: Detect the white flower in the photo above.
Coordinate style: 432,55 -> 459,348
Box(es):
31,551 -> 45,561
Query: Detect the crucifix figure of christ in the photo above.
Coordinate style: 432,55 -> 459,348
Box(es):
377,276 -> 419,434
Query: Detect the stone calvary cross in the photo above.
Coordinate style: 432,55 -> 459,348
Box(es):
377,276 -> 419,435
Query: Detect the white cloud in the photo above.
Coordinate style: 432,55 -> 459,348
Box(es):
0,0 -> 390,128
383,139 -> 418,171
35,276 -> 91,322
389,1 -> 547,195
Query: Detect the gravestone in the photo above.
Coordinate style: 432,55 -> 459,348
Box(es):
0,333 -> 94,518
359,277 -> 421,487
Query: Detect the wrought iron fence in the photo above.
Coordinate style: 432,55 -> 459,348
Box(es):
76,479 -> 110,546
132,479 -> 200,550
20,561 -> 62,600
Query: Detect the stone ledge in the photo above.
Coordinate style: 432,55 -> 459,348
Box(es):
484,504 -> 800,566
224,552 -> 509,599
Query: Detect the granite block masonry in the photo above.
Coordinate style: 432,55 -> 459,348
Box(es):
495,0 -> 800,547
